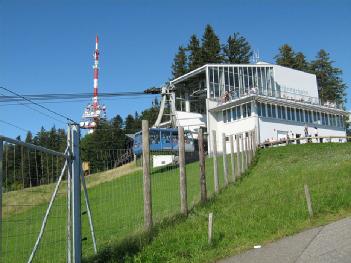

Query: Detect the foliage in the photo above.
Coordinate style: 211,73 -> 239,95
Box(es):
223,33 -> 252,64
187,34 -> 203,71
171,24 -> 252,78
172,46 -> 188,79
2,126 -> 67,190
201,24 -> 223,64
310,49 -> 346,104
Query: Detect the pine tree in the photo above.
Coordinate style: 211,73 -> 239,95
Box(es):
187,34 -> 203,70
293,52 -> 309,72
201,24 -> 223,64
171,46 -> 188,79
223,33 -> 252,64
275,44 -> 296,68
310,49 -> 346,104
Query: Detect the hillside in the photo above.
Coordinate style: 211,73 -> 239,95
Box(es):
3,143 -> 351,263
86,143 -> 351,263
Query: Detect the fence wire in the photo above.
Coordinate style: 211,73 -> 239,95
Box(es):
1,141 -> 68,263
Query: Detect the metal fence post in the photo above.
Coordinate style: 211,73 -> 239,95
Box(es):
222,133 -> 229,186
212,130 -> 219,193
178,126 -> 188,216
142,120 -> 153,232
0,140 -> 3,259
67,127 -> 72,263
71,124 -> 81,263
198,129 -> 207,203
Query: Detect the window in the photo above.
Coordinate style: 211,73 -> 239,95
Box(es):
257,102 -> 261,117
287,107 -> 291,120
291,108 -> 295,121
267,104 -> 272,118
308,111 -> 313,123
272,105 -> 276,118
300,109 -> 304,123
261,103 -> 266,117
313,111 -> 317,123
296,109 -> 300,122
243,104 -> 247,118
304,110 -> 308,123
281,106 -> 286,119
223,110 -> 227,123
237,106 -> 241,119
247,103 -> 252,117
232,107 -> 237,120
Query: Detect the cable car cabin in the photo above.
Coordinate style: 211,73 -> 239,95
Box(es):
133,128 -> 194,156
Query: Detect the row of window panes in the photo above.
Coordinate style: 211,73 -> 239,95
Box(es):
257,102 -> 344,128
223,102 -> 252,123
209,66 -> 276,99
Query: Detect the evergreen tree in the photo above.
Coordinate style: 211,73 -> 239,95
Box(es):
171,46 -> 188,79
275,44 -> 296,68
293,52 -> 309,72
310,49 -> 346,104
187,34 -> 203,70
201,24 -> 223,64
223,33 -> 252,64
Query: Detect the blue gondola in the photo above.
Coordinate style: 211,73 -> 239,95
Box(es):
133,128 -> 194,156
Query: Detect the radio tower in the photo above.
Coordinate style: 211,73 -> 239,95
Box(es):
80,35 -> 107,132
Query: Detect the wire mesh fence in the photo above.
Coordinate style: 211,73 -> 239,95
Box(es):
1,138 -> 68,263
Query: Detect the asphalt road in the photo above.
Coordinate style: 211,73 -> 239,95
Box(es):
218,217 -> 351,263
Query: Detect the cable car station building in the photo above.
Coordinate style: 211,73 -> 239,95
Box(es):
169,62 -> 347,154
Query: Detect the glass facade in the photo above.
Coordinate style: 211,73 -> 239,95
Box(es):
209,65 -> 275,99
256,102 -> 345,128
222,102 -> 252,123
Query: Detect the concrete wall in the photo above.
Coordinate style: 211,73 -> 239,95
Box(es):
208,110 -> 257,154
273,65 -> 319,100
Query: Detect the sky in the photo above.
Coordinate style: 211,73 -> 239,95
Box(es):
0,0 -> 350,139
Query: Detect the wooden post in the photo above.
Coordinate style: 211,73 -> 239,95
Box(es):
240,134 -> 245,173
304,184 -> 313,218
245,134 -> 249,170
222,133 -> 229,187
235,134 -> 241,177
229,135 -> 235,182
198,129 -> 207,203
142,120 -> 153,231
178,126 -> 188,216
247,132 -> 251,165
212,130 -> 219,193
208,213 -> 213,245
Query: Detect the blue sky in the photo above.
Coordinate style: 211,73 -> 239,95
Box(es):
1,0 -> 350,138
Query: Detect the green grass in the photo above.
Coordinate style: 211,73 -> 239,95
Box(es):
128,143 -> 351,263
2,151 -> 228,262
3,143 -> 351,263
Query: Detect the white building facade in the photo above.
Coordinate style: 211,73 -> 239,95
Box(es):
170,63 -> 347,154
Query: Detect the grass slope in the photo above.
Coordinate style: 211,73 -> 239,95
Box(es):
3,143 -> 351,263
128,143 -> 351,263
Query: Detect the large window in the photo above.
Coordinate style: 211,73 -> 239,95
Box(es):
267,104 -> 272,118
272,105 -> 276,118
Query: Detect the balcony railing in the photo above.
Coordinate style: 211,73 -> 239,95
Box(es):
209,86 -> 343,110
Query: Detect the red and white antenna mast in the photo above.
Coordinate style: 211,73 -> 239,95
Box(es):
80,35 -> 107,132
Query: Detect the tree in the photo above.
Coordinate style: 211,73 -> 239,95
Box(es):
201,24 -> 223,64
171,46 -> 188,79
293,52 -> 309,72
187,34 -> 203,70
275,44 -> 296,68
310,49 -> 346,104
223,33 -> 252,64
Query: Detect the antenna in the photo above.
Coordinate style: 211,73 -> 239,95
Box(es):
80,35 -> 107,133
252,49 -> 260,64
